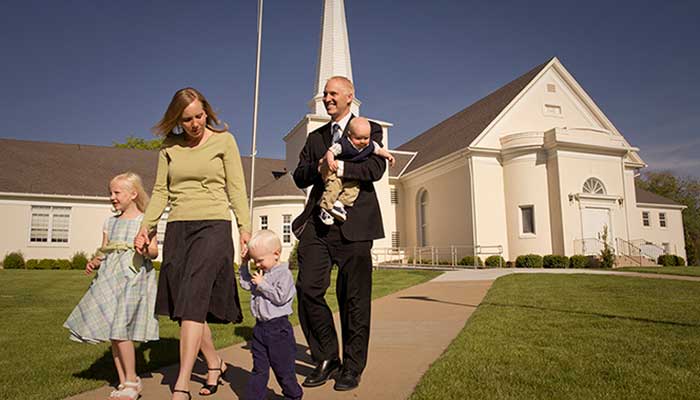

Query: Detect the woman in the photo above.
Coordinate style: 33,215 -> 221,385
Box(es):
135,87 -> 251,400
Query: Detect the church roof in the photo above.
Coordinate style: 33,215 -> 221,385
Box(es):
387,150 -> 417,179
0,138 -> 303,199
635,186 -> 682,206
396,58 -> 552,174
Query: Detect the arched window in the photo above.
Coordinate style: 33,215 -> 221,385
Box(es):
417,189 -> 428,247
582,178 -> 606,195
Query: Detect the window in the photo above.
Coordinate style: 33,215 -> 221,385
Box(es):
156,208 -> 170,245
390,187 -> 398,204
282,214 -> 291,244
520,206 -> 535,235
392,231 -> 400,248
642,211 -> 650,227
417,190 -> 428,246
544,104 -> 562,116
260,215 -> 268,230
659,212 -> 667,228
582,178 -> 606,195
30,206 -> 71,243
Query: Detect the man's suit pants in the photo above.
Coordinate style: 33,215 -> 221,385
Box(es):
296,217 -> 372,374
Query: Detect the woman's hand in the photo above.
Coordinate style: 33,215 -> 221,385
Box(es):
134,227 -> 152,255
240,230 -> 251,259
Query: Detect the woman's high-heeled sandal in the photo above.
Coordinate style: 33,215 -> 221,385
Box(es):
173,389 -> 191,399
199,358 -> 227,396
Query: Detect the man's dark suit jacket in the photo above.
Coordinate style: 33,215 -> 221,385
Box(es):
292,116 -> 386,242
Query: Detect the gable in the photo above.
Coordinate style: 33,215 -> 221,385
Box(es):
473,59 -> 638,153
396,59 -> 550,174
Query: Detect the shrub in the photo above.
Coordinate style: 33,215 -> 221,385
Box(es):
570,255 -> 589,269
288,241 -> 299,270
71,252 -> 89,270
543,255 -> 569,269
515,254 -> 543,268
458,256 -> 483,267
56,259 -> 72,270
26,259 -> 39,269
675,255 -> 686,266
38,259 -> 56,270
484,255 -> 506,268
657,254 -> 676,266
599,226 -> 615,268
3,251 -> 25,269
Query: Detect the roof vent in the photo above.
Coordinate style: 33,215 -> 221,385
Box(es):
547,84 -> 556,93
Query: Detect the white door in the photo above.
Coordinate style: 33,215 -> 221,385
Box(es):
581,208 -> 611,255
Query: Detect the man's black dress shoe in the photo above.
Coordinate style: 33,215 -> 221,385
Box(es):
302,359 -> 341,387
333,369 -> 360,391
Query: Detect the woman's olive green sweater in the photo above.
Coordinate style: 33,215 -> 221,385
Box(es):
142,131 -> 251,233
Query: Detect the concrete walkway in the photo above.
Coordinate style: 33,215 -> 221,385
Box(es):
66,279 -> 493,400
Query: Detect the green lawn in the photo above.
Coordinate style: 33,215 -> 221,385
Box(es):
410,274 -> 700,400
618,266 -> 700,277
0,269 -> 439,400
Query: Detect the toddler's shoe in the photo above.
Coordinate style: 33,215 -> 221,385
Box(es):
330,203 -> 347,222
319,209 -> 335,225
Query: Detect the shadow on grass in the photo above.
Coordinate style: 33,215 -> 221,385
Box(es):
399,295 -> 479,308
484,302 -> 700,327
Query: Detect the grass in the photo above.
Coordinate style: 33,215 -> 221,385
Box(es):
410,274 -> 700,400
618,266 -> 700,277
0,268 -> 439,400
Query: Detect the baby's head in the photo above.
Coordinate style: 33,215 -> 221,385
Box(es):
347,117 -> 371,149
246,229 -> 282,271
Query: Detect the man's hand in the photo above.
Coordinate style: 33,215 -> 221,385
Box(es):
387,153 -> 396,167
325,150 -> 338,172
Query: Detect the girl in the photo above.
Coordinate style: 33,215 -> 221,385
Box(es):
64,172 -> 159,400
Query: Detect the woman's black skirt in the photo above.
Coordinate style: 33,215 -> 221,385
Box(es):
156,220 -> 242,324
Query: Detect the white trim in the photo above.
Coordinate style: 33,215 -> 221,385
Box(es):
0,191 -> 109,202
636,202 -> 686,210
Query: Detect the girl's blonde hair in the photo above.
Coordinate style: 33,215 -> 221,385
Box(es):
152,87 -> 228,137
247,230 -> 282,254
110,172 -> 150,213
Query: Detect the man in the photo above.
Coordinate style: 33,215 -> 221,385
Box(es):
292,76 -> 386,391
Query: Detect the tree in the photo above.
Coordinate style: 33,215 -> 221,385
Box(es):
636,171 -> 700,266
113,135 -> 163,150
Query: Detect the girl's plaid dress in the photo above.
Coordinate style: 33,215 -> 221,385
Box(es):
64,215 -> 159,343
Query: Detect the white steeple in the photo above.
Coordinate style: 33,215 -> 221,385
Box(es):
308,0 -> 361,115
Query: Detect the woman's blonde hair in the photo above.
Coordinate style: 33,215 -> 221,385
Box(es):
111,172 -> 150,213
152,87 -> 228,137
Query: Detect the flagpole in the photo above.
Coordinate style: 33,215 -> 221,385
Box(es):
249,0 -> 263,228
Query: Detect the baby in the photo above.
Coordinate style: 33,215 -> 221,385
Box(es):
320,117 -> 395,225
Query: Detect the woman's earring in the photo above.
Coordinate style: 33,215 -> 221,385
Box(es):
171,125 -> 184,135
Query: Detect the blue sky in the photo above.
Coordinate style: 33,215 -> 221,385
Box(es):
2,0 -> 699,177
